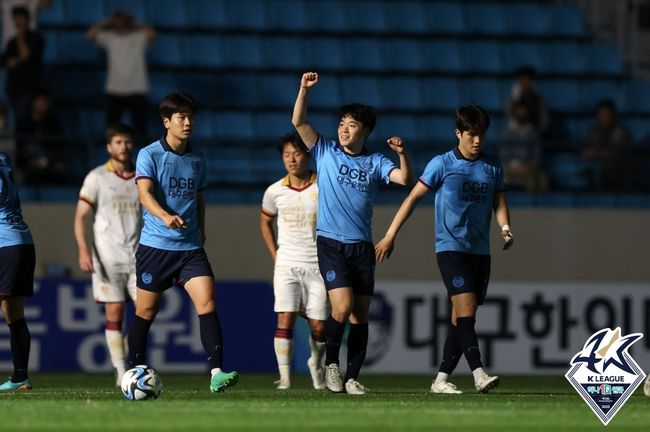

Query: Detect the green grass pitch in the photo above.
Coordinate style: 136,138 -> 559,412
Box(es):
0,373 -> 647,431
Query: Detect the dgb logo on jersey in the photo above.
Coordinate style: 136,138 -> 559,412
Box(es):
565,327 -> 645,425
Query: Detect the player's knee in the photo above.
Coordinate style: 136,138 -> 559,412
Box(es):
135,305 -> 159,320
194,298 -> 215,315
331,306 -> 351,322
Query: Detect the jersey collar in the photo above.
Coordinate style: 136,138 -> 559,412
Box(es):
453,146 -> 481,162
159,135 -> 192,155
281,171 -> 317,191
336,142 -> 370,157
105,159 -> 135,180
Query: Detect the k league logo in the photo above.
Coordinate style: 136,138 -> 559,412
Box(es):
565,327 -> 645,426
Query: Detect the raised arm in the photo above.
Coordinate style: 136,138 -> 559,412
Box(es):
260,211 -> 278,262
375,181 -> 430,262
86,16 -> 112,40
291,72 -> 320,149
136,179 -> 185,229
73,200 -> 95,273
493,191 -> 513,250
386,136 -> 412,186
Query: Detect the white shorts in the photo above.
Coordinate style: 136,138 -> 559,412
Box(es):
92,259 -> 137,303
273,265 -> 328,321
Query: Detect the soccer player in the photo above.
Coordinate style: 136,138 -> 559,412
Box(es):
0,152 -> 35,390
292,72 -> 411,395
260,133 -> 327,390
73,123 -> 140,386
127,92 -> 238,392
375,105 -> 512,394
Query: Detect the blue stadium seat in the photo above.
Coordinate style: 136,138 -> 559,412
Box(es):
308,75 -> 341,109
342,38 -> 383,71
223,36 -> 263,68
427,2 -> 464,34
184,35 -> 224,68
145,0 -> 188,28
464,41 -> 503,73
507,3 -> 547,35
257,75 -> 297,108
580,80 -> 625,112
380,78 -> 423,110
252,148 -> 286,184
308,112 -> 336,137
466,2 -> 507,35
148,34 -> 183,66
376,115 -> 418,144
65,0 -> 107,25
177,73 -> 223,108
545,152 -> 589,190
626,81 -> 650,113
421,78 -> 461,111
39,0 -> 66,25
544,42 -> 584,75
345,1 -> 387,33
542,80 -> 581,111
205,147 -> 255,184
304,0 -> 347,32
51,69 -> 104,104
547,3 -> 586,36
187,0 -> 227,28
503,41 -> 544,74
78,109 -> 105,138
565,117 -> 591,141
341,77 -> 381,108
57,32 -> 103,63
147,71 -> 178,104
418,115 -> 458,145
584,42 -> 623,76
382,39 -> 425,72
206,73 -> 258,108
224,0 -> 268,30
463,79 -> 505,112
301,37 -> 344,71
485,115 -> 504,147
253,112 -> 293,140
422,41 -> 463,73
103,0 -> 146,21
192,112 -> 215,140
626,117 -> 650,142
214,111 -> 255,141
262,37 -> 303,69
266,0 -> 309,31
384,1 -> 427,34
42,31 -> 59,64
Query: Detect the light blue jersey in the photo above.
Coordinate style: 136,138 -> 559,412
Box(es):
0,153 -> 32,247
420,147 -> 506,255
135,137 -> 207,251
310,135 -> 395,243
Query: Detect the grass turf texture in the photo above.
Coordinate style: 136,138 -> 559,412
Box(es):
0,374 -> 647,431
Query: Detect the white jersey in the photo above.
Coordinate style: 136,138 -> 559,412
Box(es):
262,172 -> 318,267
79,160 -> 141,271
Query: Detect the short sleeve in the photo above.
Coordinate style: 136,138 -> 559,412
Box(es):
198,157 -> 208,191
308,135 -> 335,161
135,148 -> 156,183
261,186 -> 277,216
377,154 -> 396,184
94,31 -> 112,48
79,171 -> 99,206
419,156 -> 444,190
495,163 -> 507,192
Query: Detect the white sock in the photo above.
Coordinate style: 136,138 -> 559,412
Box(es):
472,367 -> 487,381
211,368 -> 222,376
308,335 -> 325,366
105,329 -> 126,374
274,337 -> 293,382
434,372 -> 449,385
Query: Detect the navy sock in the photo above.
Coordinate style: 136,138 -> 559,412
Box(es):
8,318 -> 30,382
199,312 -> 223,370
127,315 -> 153,367
344,323 -> 368,381
325,315 -> 346,366
439,324 -> 463,375
457,317 -> 483,371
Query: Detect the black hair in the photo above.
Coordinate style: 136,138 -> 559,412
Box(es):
106,123 -> 133,143
338,103 -> 376,136
456,105 -> 491,136
596,98 -> 616,113
11,6 -> 29,19
159,92 -> 196,120
516,65 -> 537,79
277,133 -> 308,154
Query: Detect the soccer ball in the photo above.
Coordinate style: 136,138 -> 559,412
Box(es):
120,365 -> 163,401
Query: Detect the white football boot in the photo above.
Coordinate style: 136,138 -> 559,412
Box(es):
307,357 -> 326,389
430,380 -> 463,394
325,364 -> 343,393
344,379 -> 368,395
474,373 -> 500,393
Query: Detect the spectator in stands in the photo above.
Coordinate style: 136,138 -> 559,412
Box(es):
0,0 -> 50,49
506,66 -> 549,136
1,5 -> 44,125
0,102 -> 15,161
582,99 -> 632,192
15,89 -> 64,183
499,100 -> 548,192
86,10 -> 155,138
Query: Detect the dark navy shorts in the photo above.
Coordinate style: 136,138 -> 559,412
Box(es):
0,244 -> 35,298
135,244 -> 214,293
316,236 -> 375,296
436,251 -> 491,305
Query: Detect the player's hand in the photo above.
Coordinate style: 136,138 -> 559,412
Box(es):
375,237 -> 395,263
78,251 -> 94,273
301,72 -> 319,89
501,227 -> 513,250
387,136 -> 406,154
163,214 -> 186,229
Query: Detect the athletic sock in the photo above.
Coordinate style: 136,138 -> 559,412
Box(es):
105,321 -> 126,375
436,324 -> 463,383
309,332 -> 326,366
274,328 -> 293,382
457,316 -> 483,371
127,315 -> 153,367
199,312 -> 224,370
325,315 -> 346,366
344,323 -> 368,381
8,318 -> 30,382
